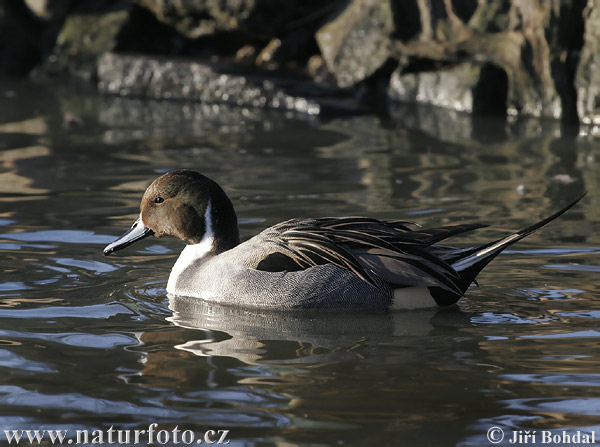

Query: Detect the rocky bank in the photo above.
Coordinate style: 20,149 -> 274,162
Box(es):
1,0 -> 599,125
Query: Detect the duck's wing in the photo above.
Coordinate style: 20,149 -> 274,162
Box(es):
258,218 -> 484,295
256,194 -> 585,304
314,217 -> 488,245
402,223 -> 489,245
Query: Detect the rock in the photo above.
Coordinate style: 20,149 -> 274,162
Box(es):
316,0 -> 394,88
235,45 -> 257,64
390,0 -> 582,120
130,0 -> 222,38
388,62 -> 509,115
132,0 -> 324,39
255,28 -> 317,70
255,38 -> 282,68
132,0 -> 325,70
388,63 -> 482,113
507,1 -> 562,119
575,0 -> 600,125
308,55 -> 335,85
0,1 -> 41,77
7,0 -> 592,126
97,52 -> 363,116
31,2 -> 132,81
24,0 -> 73,22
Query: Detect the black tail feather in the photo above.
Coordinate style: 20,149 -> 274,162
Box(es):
433,193 -> 586,306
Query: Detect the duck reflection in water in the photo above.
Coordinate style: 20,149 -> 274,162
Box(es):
164,294 -> 470,366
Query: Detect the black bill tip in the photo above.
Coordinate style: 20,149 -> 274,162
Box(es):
103,217 -> 153,256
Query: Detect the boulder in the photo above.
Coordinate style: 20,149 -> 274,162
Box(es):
316,0 -> 395,88
575,0 -> 600,125
388,63 -> 483,113
0,1 -> 41,77
97,52 -> 363,116
390,0 -> 582,120
131,0 -> 229,38
131,0 -> 324,39
32,2 -> 133,81
24,0 -> 73,22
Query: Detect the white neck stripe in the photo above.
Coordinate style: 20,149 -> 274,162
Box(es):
190,197 -> 215,255
166,199 -> 215,293
203,197 -> 214,243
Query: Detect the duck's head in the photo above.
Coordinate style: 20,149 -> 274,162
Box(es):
103,170 -> 239,256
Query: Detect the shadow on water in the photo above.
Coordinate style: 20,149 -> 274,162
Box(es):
0,80 -> 599,446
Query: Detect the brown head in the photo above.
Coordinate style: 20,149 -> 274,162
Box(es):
104,170 -> 239,256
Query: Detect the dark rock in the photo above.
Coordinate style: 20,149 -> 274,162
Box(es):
388,63 -> 483,113
235,45 -> 257,64
255,38 -> 283,68
7,0 -> 594,126
130,0 -> 224,38
0,1 -> 42,77
97,52 -> 363,116
31,1 -> 133,81
308,55 -> 336,85
131,0 -> 325,40
255,27 -> 317,70
388,61 -> 509,115
575,0 -> 600,126
316,0 -> 395,88
390,0 -> 580,120
24,0 -> 73,22
130,0 -> 326,71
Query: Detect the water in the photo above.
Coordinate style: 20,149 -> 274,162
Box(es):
0,80 -> 599,446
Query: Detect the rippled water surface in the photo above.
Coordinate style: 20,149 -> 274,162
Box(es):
1,81 -> 599,446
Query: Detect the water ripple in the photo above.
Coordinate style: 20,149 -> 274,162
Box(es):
557,311 -> 600,319
505,397 -> 600,416
471,312 -> 553,325
0,303 -> 133,320
521,330 -> 600,339
0,329 -> 137,349
502,373 -> 600,387
0,282 -> 32,292
0,385 -> 290,426
53,258 -> 119,274
504,247 -> 600,255
0,349 -> 56,373
0,230 -> 114,244
543,264 -> 600,272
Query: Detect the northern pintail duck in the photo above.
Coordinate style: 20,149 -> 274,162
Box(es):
103,170 -> 584,310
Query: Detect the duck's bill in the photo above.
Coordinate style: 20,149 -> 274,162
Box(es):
103,217 -> 153,256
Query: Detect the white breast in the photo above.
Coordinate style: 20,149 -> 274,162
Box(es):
166,198 -> 215,294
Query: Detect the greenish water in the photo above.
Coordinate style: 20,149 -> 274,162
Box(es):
0,80 -> 599,446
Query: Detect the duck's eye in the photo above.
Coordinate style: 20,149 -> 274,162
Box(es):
154,197 -> 164,204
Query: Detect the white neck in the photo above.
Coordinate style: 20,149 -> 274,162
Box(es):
166,198 -> 214,293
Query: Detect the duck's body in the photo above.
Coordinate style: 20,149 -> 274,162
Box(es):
165,219 -> 397,309
104,170 -> 584,310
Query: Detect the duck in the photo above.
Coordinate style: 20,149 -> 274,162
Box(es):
103,169 -> 585,310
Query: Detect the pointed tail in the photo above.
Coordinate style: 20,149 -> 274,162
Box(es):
450,192 -> 586,294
